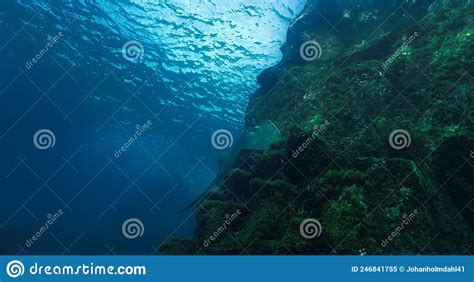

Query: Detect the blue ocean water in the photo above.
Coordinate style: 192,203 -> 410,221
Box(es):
0,0 -> 304,254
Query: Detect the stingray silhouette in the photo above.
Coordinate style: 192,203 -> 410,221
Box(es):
178,120 -> 281,212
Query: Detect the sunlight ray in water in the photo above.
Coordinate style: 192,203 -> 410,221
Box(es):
0,0 -> 304,254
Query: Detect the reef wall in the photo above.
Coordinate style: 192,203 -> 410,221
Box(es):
161,0 -> 473,255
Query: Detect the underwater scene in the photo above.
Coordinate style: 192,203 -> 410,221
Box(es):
0,0 -> 472,256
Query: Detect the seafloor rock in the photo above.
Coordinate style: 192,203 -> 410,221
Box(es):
160,0 -> 473,255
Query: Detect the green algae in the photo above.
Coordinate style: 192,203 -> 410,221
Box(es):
160,0 -> 473,255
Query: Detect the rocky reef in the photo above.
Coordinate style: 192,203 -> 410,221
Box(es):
160,0 -> 473,255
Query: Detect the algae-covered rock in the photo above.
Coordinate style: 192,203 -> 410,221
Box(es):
160,0 -> 474,255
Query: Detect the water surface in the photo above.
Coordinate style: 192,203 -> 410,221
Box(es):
0,0 -> 304,254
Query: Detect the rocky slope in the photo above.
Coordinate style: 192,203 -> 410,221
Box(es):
160,0 -> 473,255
